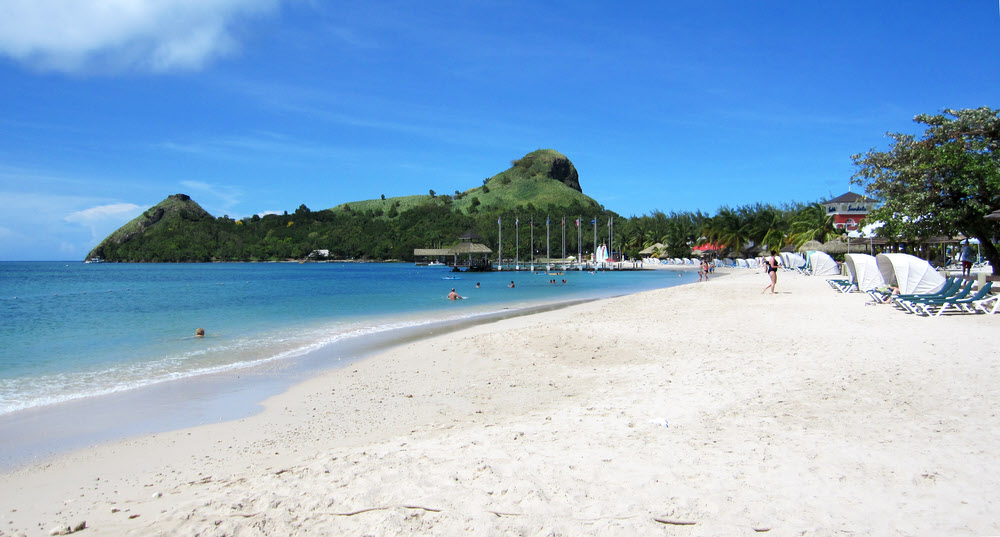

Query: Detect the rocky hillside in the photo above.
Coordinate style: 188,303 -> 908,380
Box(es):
86,194 -> 212,261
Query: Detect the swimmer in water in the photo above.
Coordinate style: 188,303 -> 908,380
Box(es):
195,328 -> 205,337
447,288 -> 464,300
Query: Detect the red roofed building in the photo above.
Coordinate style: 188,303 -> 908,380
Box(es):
821,192 -> 877,231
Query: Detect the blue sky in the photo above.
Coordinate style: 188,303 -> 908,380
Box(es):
1,1 -> 998,260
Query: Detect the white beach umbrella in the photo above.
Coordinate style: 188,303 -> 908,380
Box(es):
875,253 -> 946,295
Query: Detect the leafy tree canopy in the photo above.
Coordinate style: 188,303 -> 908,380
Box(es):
851,107 -> 1000,274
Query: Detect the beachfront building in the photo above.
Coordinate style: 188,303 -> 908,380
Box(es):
822,192 -> 878,231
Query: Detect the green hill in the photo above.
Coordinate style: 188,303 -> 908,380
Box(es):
86,194 -> 213,261
330,149 -> 598,217
86,150 -> 610,262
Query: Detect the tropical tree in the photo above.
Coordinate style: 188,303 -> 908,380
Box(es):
702,206 -> 753,254
851,107 -> 1000,274
748,204 -> 790,253
788,202 -> 841,249
661,211 -> 702,258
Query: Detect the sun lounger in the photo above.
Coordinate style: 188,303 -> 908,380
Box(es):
867,277 -> 958,306
892,277 -> 959,301
896,279 -> 973,313
911,282 -> 994,317
827,278 -> 853,293
972,291 -> 1000,315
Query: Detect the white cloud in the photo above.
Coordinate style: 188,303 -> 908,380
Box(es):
64,202 -> 144,241
64,202 -> 143,225
0,191 -> 147,260
0,0 -> 283,73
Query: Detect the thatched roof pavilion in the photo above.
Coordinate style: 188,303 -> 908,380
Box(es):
639,243 -> 665,256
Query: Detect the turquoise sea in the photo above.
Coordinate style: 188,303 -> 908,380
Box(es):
0,261 -> 696,466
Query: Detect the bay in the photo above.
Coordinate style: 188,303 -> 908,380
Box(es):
0,261 -> 696,467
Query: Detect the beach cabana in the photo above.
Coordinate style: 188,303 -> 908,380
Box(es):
844,253 -> 884,291
639,243 -> 664,258
808,251 -> 840,276
876,253 -> 947,295
723,257 -> 734,267
736,258 -> 749,268
781,252 -> 806,272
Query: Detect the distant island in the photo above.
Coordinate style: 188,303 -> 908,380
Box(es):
86,149 -> 610,263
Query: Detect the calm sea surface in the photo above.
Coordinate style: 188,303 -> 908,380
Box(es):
1,262 -> 696,417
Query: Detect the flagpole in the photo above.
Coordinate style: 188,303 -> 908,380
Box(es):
608,217 -> 613,268
530,217 -> 534,270
498,216 -> 502,271
546,217 -> 550,270
577,217 -> 582,270
561,216 -> 566,263
515,216 -> 519,270
592,217 -> 597,269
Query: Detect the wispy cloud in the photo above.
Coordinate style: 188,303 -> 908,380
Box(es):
0,190 -> 148,260
0,0 -> 284,73
64,203 -> 143,225
64,202 -> 144,241
179,180 -> 242,212
160,132 -> 349,162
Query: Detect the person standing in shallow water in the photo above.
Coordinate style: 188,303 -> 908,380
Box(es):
762,250 -> 779,294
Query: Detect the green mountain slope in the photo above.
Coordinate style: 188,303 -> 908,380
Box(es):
330,149 -> 598,216
87,150 -> 609,262
86,194 -> 214,261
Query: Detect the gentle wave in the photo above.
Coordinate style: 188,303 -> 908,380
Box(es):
0,305 -> 522,415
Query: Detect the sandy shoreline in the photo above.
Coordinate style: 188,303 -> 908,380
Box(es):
2,268 -> 998,536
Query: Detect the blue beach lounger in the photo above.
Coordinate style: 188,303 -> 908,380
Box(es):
911,282 -> 994,317
896,279 -> 976,313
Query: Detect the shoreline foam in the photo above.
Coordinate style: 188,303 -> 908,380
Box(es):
3,268 -> 997,536
0,291 -> 634,471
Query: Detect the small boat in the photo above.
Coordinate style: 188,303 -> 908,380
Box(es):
443,276 -> 461,280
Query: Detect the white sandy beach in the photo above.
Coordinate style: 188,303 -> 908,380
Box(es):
2,268 -> 998,536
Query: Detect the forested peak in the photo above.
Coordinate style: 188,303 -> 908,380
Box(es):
86,194 -> 214,260
505,149 -> 582,193
156,194 -> 213,219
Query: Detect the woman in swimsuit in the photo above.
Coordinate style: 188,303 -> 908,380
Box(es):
762,250 -> 779,294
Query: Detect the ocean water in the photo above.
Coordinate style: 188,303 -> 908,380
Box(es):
0,262 -> 697,418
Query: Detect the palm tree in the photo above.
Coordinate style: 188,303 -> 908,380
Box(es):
749,204 -> 790,252
788,203 -> 842,249
702,207 -> 753,254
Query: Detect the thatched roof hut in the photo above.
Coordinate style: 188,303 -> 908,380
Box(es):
820,238 -> 848,254
798,240 -> 823,252
639,243 -> 665,256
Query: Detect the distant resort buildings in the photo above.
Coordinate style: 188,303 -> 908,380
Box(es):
822,192 -> 877,231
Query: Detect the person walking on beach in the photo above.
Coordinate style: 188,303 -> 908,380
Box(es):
960,240 -> 974,277
762,250 -> 780,294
